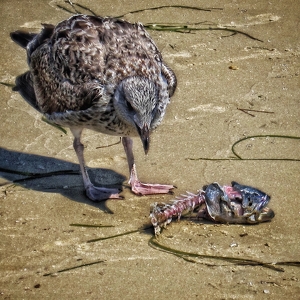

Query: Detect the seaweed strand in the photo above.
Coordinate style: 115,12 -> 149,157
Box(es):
188,135 -> 300,161
148,237 -> 300,272
43,259 -> 105,276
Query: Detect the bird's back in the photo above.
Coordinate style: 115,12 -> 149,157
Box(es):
12,15 -> 164,115
53,15 -> 163,83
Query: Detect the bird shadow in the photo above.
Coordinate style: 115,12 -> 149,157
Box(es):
0,147 -> 126,213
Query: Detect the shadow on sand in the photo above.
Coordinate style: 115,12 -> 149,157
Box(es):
0,147 -> 126,212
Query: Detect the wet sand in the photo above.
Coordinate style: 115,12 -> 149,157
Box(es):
0,0 -> 299,299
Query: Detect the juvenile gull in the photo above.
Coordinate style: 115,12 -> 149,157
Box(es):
10,15 -> 177,201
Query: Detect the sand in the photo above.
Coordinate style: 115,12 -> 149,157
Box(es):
0,0 -> 299,299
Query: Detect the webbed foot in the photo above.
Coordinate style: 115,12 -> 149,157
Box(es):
86,185 -> 123,201
130,180 -> 175,195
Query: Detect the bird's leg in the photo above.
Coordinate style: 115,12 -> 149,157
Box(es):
70,128 -> 122,201
122,137 -> 174,195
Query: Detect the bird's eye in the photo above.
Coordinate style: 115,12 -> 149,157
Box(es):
126,101 -> 134,112
152,103 -> 158,114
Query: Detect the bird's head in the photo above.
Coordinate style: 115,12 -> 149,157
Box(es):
114,76 -> 158,154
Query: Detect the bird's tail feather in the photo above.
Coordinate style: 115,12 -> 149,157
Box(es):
10,31 -> 37,49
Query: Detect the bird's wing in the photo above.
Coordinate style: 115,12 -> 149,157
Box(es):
26,17 -> 109,114
12,71 -> 40,112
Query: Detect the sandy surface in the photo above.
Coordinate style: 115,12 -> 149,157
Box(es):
1,0 -> 299,299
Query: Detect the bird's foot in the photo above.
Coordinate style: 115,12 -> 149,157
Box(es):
86,184 -> 123,201
128,163 -> 175,195
130,179 -> 175,196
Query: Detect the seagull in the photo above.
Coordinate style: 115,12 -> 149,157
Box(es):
10,14 -> 177,201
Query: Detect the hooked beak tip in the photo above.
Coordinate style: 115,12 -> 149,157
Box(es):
144,144 -> 149,155
137,124 -> 150,155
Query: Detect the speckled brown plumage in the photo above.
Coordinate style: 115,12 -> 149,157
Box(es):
11,14 -> 177,201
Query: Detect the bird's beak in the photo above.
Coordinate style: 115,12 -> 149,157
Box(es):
137,124 -> 150,155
